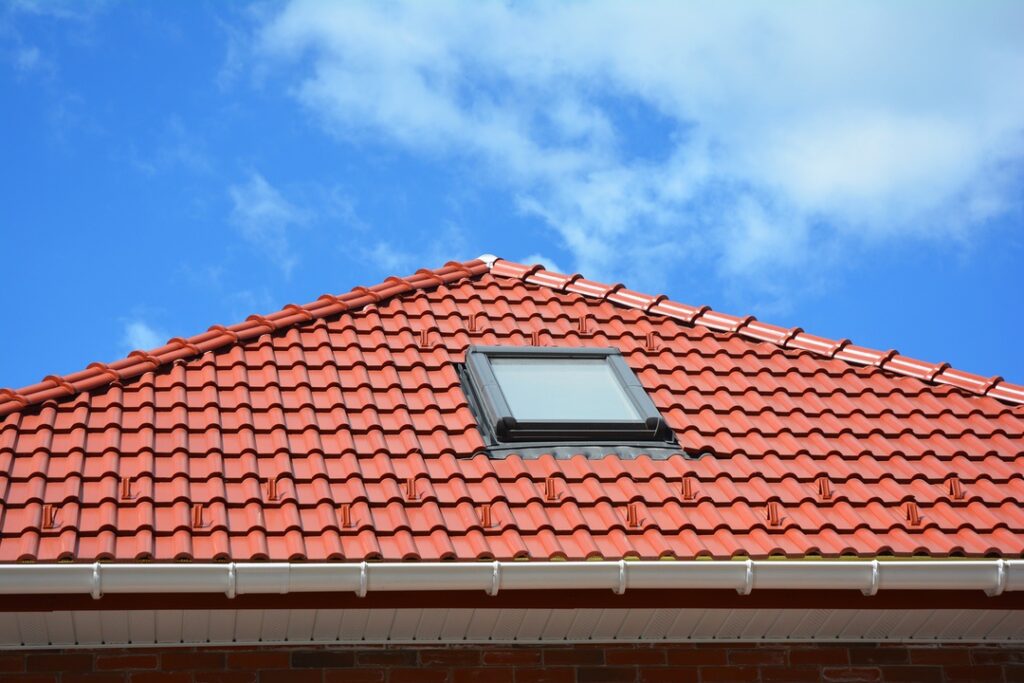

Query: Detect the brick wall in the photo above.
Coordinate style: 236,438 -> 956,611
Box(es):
1,644 -> 1022,683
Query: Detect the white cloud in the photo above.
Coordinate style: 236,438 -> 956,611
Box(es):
121,320 -> 165,351
14,45 -> 39,71
228,172 -> 307,276
362,222 -> 471,276
254,1 -> 1024,289
521,253 -> 564,275
364,242 -> 416,274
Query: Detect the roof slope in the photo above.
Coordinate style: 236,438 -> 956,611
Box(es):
1,257 -> 1022,562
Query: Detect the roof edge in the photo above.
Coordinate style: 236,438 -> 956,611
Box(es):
0,259 -> 488,416
1,559 -> 1020,598
3,253 -> 1021,415
484,257 -> 1024,406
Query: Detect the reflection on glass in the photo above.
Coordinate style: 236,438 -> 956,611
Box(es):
490,357 -> 640,421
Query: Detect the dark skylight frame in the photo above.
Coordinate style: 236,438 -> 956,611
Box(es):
463,345 -> 672,443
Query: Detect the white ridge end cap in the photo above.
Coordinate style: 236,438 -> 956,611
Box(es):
476,254 -> 500,267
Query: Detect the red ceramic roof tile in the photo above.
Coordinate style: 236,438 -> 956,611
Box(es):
1,256 -> 1023,562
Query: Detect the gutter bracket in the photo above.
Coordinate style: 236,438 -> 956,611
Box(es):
226,562 -> 237,599
987,559 -> 1008,597
614,559 -> 627,595
357,561 -> 368,598
862,559 -> 880,596
737,558 -> 754,595
90,562 -> 102,600
487,561 -> 501,596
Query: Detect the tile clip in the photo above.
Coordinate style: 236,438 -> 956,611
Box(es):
544,477 -> 559,502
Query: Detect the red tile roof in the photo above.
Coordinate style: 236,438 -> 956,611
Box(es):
1,257 -> 1022,562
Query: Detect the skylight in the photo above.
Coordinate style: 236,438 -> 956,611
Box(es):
490,357 -> 642,422
462,346 -> 671,444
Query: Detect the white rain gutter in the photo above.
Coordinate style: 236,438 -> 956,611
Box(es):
0,560 -> 1020,600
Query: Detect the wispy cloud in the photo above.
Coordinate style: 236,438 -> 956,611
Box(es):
121,320 -> 165,352
362,222 -> 471,275
123,117 -> 212,177
228,172 -> 307,276
255,1 -> 1024,291
521,253 -> 564,275
5,0 -> 109,21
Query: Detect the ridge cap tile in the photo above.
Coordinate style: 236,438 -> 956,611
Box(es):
484,257 -> 1023,407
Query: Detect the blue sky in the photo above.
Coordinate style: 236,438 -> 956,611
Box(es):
2,1 -> 1023,390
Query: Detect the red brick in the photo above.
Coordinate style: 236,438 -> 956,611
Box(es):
481,649 -> 541,665
878,666 -> 943,683
63,675 -> 125,683
0,656 -> 23,673
848,647 -> 909,666
605,648 -> 666,665
514,668 -> 575,683
942,665 -> 1004,683
256,672 -> 321,683
160,652 -> 224,670
193,673 -> 258,683
452,669 -> 514,683
0,675 -> 57,683
790,647 -> 849,666
543,649 -> 604,666
700,666 -> 759,682
128,674 -> 192,683
226,652 -> 291,669
420,650 -> 481,667
324,670 -> 385,683
292,651 -> 356,668
762,667 -> 819,682
908,647 -> 972,666
357,650 -> 418,666
665,648 -> 727,666
726,648 -> 786,666
576,668 -> 635,683
96,655 -> 159,671
822,669 -> 881,683
971,648 -> 1024,664
390,668 -> 450,683
638,668 -> 698,683
26,654 -> 93,672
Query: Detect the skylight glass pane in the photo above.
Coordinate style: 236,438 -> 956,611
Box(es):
490,357 -> 641,421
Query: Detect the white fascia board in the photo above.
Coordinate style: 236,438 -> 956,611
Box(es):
0,560 -> 1021,600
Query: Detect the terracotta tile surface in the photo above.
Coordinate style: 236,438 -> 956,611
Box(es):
1,257 -> 1022,562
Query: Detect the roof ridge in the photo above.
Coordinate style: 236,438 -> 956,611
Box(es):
485,258 -> 1024,406
0,259 -> 488,416
2,254 -> 1020,416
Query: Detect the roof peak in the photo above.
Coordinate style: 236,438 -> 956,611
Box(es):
0,259 -> 488,416
1,256 -> 1021,416
486,258 -> 1021,406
